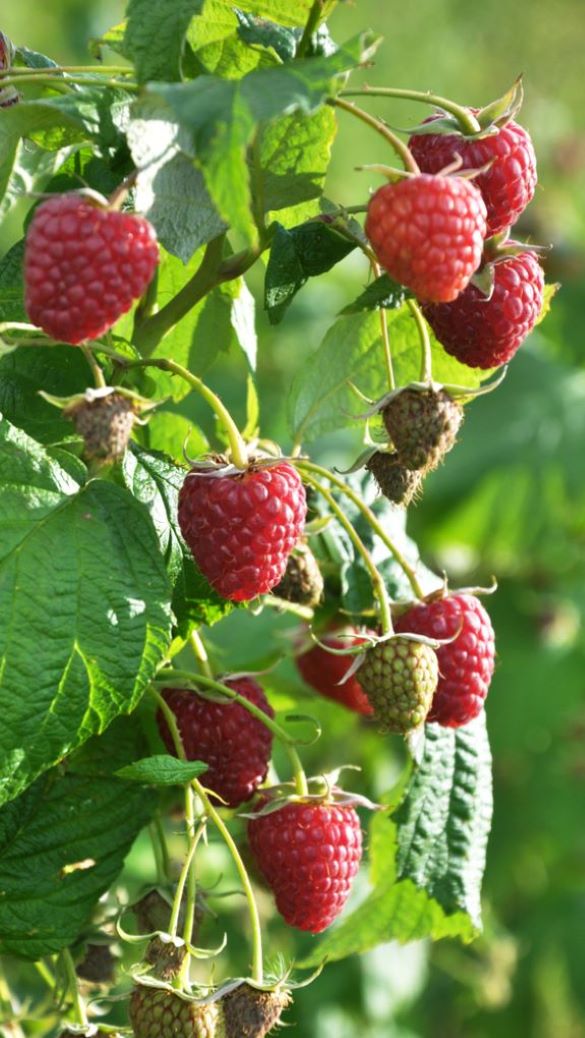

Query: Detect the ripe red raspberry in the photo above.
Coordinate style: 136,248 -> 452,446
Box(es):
365,174 -> 487,303
410,116 -> 537,237
395,593 -> 495,727
296,630 -> 375,716
424,250 -> 544,369
158,678 -> 274,808
24,192 -> 159,345
178,462 -> 307,602
247,800 -> 362,933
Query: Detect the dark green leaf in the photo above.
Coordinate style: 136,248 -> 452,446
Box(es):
236,12 -> 297,61
145,33 -> 379,238
341,273 -> 410,315
259,107 -> 337,217
116,754 -> 208,785
0,770 -> 154,958
0,420 -> 171,808
265,219 -> 356,324
125,0 -> 204,82
394,716 -> 493,928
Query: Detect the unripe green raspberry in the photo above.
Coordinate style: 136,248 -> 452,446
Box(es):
129,985 -> 219,1038
274,543 -> 323,607
366,451 -> 422,506
382,388 -> 463,472
359,637 -> 439,733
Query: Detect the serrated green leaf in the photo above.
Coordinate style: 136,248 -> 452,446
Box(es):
265,219 -> 356,324
143,411 -> 209,463
145,33 -> 378,239
341,273 -> 410,315
125,0 -> 204,82
128,95 -> 226,263
15,47 -> 59,70
0,770 -> 154,958
301,716 -> 491,966
0,140 -> 79,222
187,1 -> 282,79
230,0 -> 335,28
120,446 -> 234,632
394,716 -> 492,928
0,420 -> 171,808
0,88 -> 132,155
116,754 -> 208,785
258,106 -> 337,216
236,11 -> 297,61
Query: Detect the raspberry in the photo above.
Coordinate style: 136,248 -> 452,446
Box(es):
247,800 -> 362,933
0,32 -> 19,107
222,984 -> 291,1038
75,942 -> 115,985
129,985 -> 218,1038
410,116 -> 537,237
24,192 -> 159,344
424,250 -> 544,369
382,388 -> 463,471
365,451 -> 422,506
365,174 -> 487,303
158,678 -> 274,808
296,630 -> 375,716
65,391 -> 136,463
178,462 -> 307,602
274,543 -> 323,607
395,593 -> 496,727
358,637 -> 438,732
133,888 -> 206,946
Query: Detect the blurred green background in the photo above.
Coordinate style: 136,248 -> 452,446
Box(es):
2,1 -> 585,1036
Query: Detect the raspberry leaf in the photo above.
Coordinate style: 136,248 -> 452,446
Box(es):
125,0 -> 205,83
300,714 -> 492,965
145,33 -> 379,238
116,755 -> 208,785
341,273 -> 411,315
0,420 -> 172,808
265,220 -> 356,324
0,769 -> 155,958
259,107 -> 338,219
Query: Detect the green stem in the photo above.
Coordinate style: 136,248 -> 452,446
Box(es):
1,64 -> 134,75
154,814 -> 172,881
373,261 -> 395,390
90,345 -> 248,469
134,233 -> 270,357
262,594 -> 315,621
34,960 -> 56,990
296,460 -> 425,600
61,948 -> 88,1028
339,86 -> 481,135
330,97 -> 419,174
151,688 -> 264,984
301,472 -> 393,634
81,344 -> 106,388
296,0 -> 324,58
0,71 -> 137,90
407,299 -> 433,382
157,669 -> 309,798
193,778 -> 264,984
190,630 -> 214,680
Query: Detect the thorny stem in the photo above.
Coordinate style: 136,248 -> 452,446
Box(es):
339,86 -> 482,135
190,630 -> 214,680
61,948 -> 88,1028
156,668 -> 310,798
81,344 -> 106,389
296,0 -> 324,58
301,471 -> 394,634
295,460 -> 426,600
407,299 -> 433,383
151,688 -> 264,985
330,97 -> 420,174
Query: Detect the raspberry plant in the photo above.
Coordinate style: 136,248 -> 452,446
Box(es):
0,3 -> 554,1036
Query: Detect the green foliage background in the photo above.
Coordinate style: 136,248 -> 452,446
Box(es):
2,1 -> 585,1036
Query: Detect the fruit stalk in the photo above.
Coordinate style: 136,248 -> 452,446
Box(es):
301,471 -> 394,634
330,97 -> 420,174
295,460 -> 426,599
407,299 -> 433,382
152,687 -> 264,984
61,947 -> 88,1027
340,86 -> 482,135
190,629 -> 214,680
